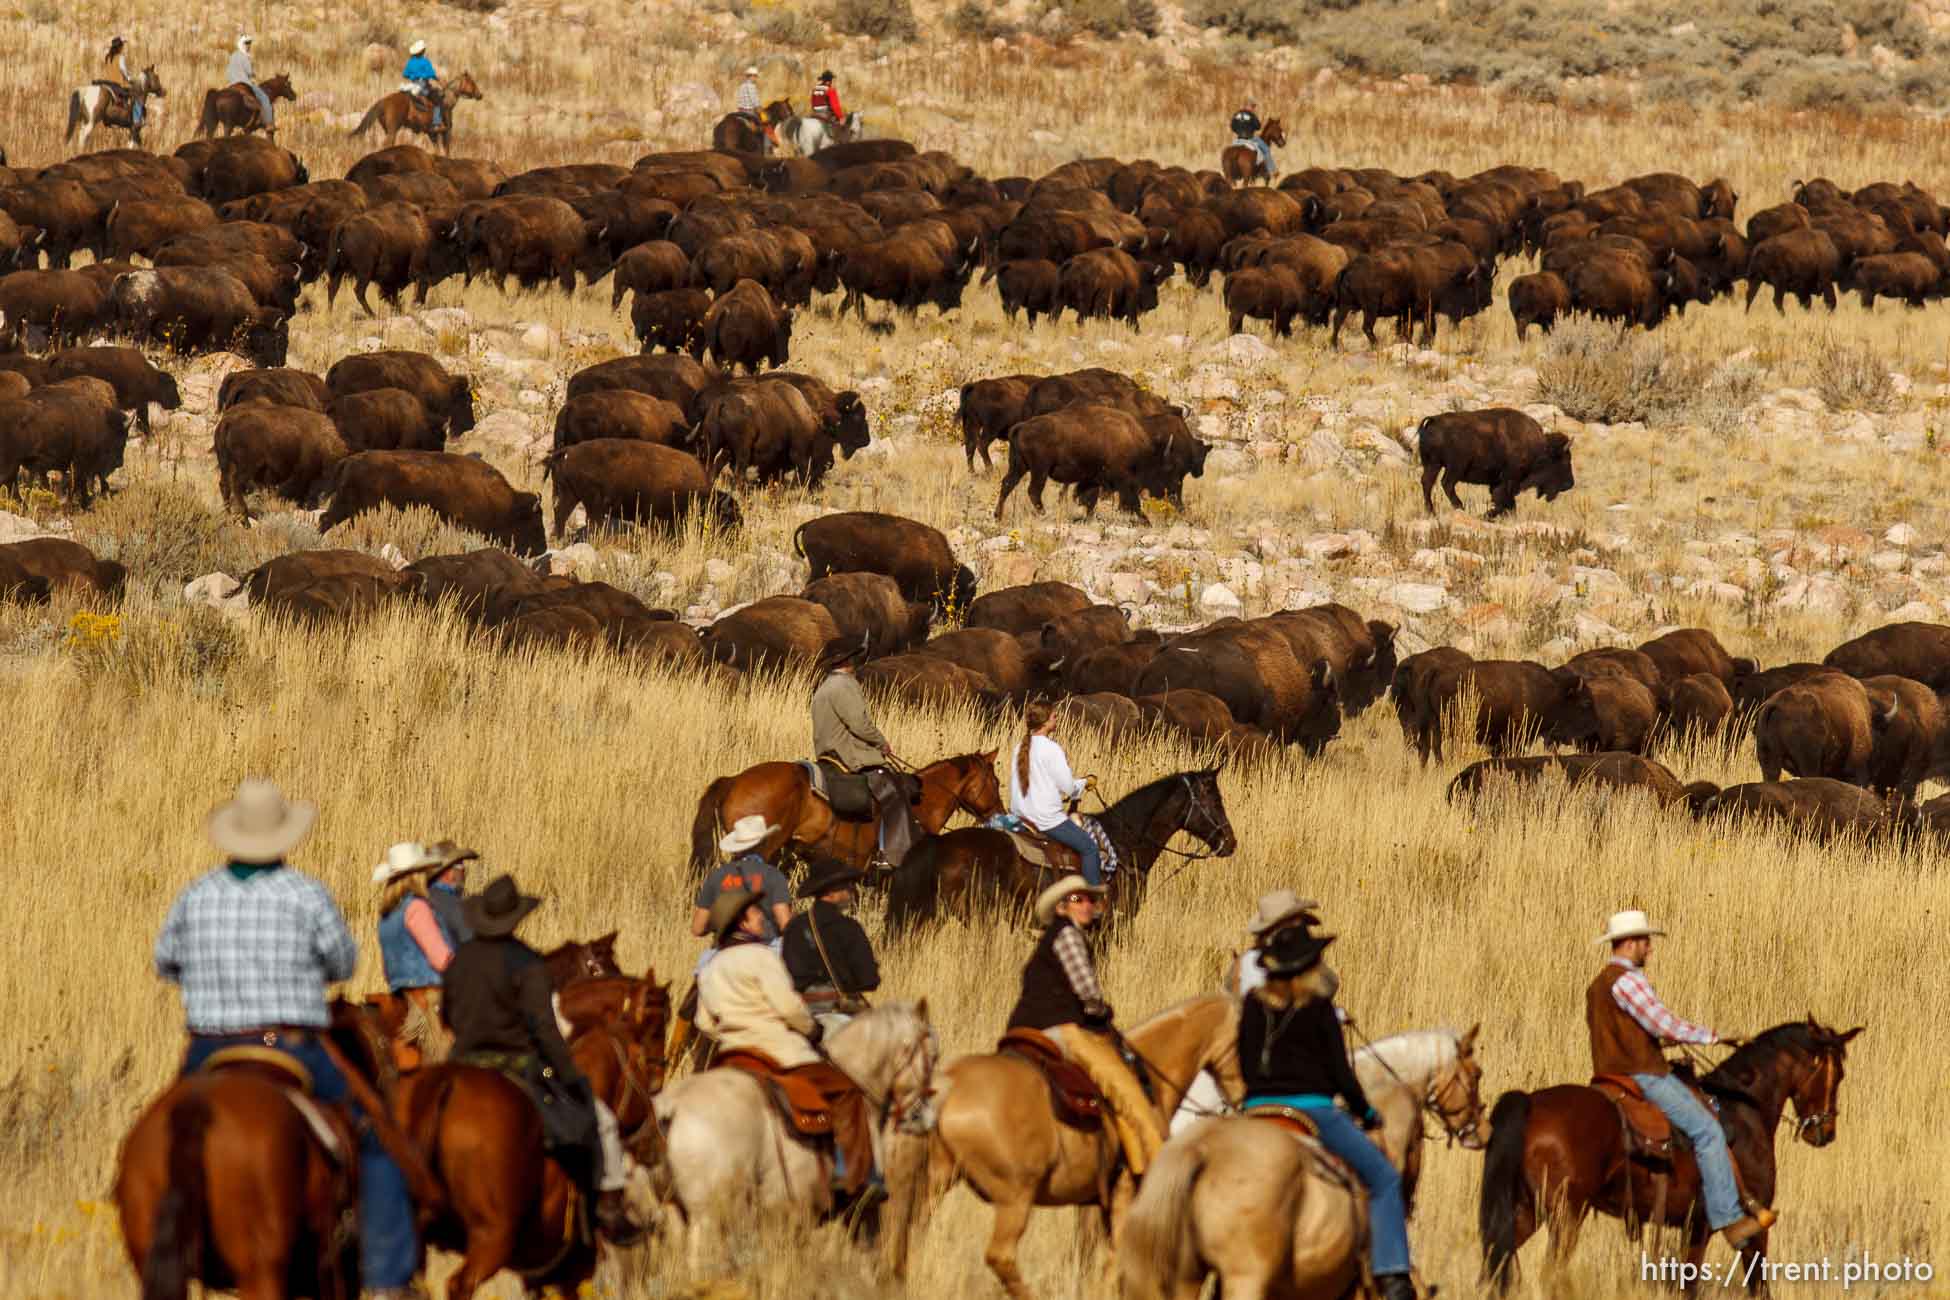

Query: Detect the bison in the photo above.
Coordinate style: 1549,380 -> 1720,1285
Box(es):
328,387 -> 443,453
802,572 -> 931,658
542,440 -> 737,539
42,346 -> 180,433
630,287 -> 712,358
794,511 -> 976,619
212,404 -> 350,519
325,351 -> 474,440
0,537 -> 127,599
699,278 -> 792,375
1752,669 -> 1888,786
1824,622 -> 1950,690
320,451 -> 548,556
1416,408 -> 1574,517
552,390 -> 690,453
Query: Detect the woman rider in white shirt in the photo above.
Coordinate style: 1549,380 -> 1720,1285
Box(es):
1009,701 -> 1101,885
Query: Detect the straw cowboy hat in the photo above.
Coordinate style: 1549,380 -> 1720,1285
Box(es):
1246,888 -> 1321,937
370,840 -> 446,885
707,887 -> 761,944
1034,874 -> 1106,926
427,839 -> 480,871
1596,909 -> 1666,945
801,860 -> 864,898
409,39 -> 427,54
1259,926 -> 1335,977
463,874 -> 542,938
719,814 -> 777,856
207,778 -> 316,863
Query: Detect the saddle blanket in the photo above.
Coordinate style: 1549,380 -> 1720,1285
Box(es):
990,813 -> 1120,878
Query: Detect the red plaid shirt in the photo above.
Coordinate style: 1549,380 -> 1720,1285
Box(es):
1607,956 -> 1717,1046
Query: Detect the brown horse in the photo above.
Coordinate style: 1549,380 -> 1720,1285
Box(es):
1480,1018 -> 1864,1294
196,73 -> 296,138
396,973 -> 669,1299
1222,117 -> 1286,187
348,72 -> 484,155
114,1000 -> 436,1300
543,931 -> 622,987
711,99 -> 793,154
688,750 -> 1002,877
882,765 -> 1237,935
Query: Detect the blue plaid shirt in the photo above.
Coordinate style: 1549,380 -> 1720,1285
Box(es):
155,867 -> 359,1033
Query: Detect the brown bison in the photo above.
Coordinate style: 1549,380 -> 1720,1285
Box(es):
0,537 -> 127,599
1664,673 -> 1735,742
1054,248 -> 1171,329
802,572 -> 931,658
566,353 -> 713,412
1861,674 -> 1949,797
459,196 -> 589,294
552,390 -> 690,452
609,240 -> 693,311
1687,778 -> 1914,844
1224,265 -> 1305,338
242,548 -> 405,605
1416,408 -> 1574,517
542,439 -> 737,538
1507,271 -> 1570,340
325,351 -> 474,440
219,366 -> 329,413
0,379 -> 128,505
701,596 -> 838,673
1260,604 -> 1398,716
1752,669 -> 1888,786
324,202 -> 438,314
1839,251 -> 1942,309
631,288 -> 712,358
915,627 -> 1042,701
1744,228 -> 1843,314
694,379 -> 833,488
403,547 -> 549,624
794,511 -> 976,618
997,405 -> 1164,520
1390,646 -> 1473,746
109,267 -> 287,364
699,278 -> 792,375
104,197 -> 218,261
1544,672 -> 1660,755
213,404 -> 350,519
1639,627 -> 1755,687
856,653 -> 1006,720
1824,622 -> 1950,690
320,451 -> 548,556
964,581 -> 1094,635
959,374 -> 1038,472
992,259 -> 1061,326
43,346 -> 180,433
1136,622 -> 1341,754
327,387 -> 443,453
0,269 -> 112,348
1447,752 -> 1688,806
1413,658 -> 1565,764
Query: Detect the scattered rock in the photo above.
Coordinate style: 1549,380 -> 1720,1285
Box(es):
1199,582 -> 1244,618
1385,581 -> 1448,614
1885,523 -> 1918,547
184,572 -> 248,617
0,510 -> 51,544
467,410 -> 541,454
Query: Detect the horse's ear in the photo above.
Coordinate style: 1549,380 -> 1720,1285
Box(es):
1839,1026 -> 1865,1043
1459,1022 -> 1480,1052
982,748 -> 998,762
914,996 -> 930,1022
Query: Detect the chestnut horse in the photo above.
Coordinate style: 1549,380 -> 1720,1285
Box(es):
688,750 -> 1002,877
396,971 -> 670,1299
882,765 -> 1237,935
711,99 -> 794,154
114,1000 -> 436,1300
348,72 -> 484,155
1480,1018 -> 1864,1294
196,73 -> 296,138
1222,117 -> 1286,187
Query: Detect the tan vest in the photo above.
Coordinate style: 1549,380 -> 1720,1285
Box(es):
1586,962 -> 1670,1078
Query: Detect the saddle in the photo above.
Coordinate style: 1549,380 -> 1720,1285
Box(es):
1245,1104 -> 1319,1141
92,80 -> 133,101
713,1050 -> 875,1194
455,1050 -> 598,1155
803,758 -> 874,817
997,1027 -> 1103,1130
1591,1073 -> 1676,1159
1001,815 -> 1119,877
199,1049 -> 349,1160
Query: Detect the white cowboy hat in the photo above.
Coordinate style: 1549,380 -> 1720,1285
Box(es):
409,39 -> 428,54
1596,909 -> 1667,945
744,65 -> 759,76
1246,888 -> 1321,937
718,814 -> 777,856
371,840 -> 446,885
1035,874 -> 1106,926
238,34 -> 254,49
207,777 -> 315,863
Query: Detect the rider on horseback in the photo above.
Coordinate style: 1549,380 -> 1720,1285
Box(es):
1009,701 -> 1100,885
443,873 -> 647,1243
1237,888 -> 1323,995
228,35 -> 274,136
373,839 -> 477,1065
1006,876 -> 1165,1175
1588,909 -> 1775,1249
692,816 -> 794,960
811,69 -> 844,125
810,635 -> 924,868
101,36 -> 144,130
400,40 -> 443,131
1239,925 -> 1416,1300
154,779 -> 421,1300
782,860 -> 880,1034
1231,99 -> 1276,178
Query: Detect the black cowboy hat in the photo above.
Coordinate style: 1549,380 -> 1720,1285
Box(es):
800,859 -> 865,898
1259,926 -> 1336,977
814,632 -> 870,675
463,873 -> 542,938
819,69 -> 835,81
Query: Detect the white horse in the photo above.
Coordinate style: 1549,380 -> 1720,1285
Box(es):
650,1000 -> 937,1271
67,67 -> 166,150
785,111 -> 865,157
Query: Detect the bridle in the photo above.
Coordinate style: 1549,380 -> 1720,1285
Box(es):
1097,774 -> 1233,881
1347,1021 -> 1487,1148
1792,1046 -> 1841,1144
833,1018 -> 937,1130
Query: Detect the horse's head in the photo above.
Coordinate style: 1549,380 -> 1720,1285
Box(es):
1788,1016 -> 1864,1147
1131,993 -> 1246,1109
264,73 -> 296,101
1262,118 -> 1287,147
763,99 -> 794,124
328,997 -> 395,1091
451,72 -> 483,101
831,1000 -> 939,1135
955,749 -> 1003,818
1182,764 -> 1237,856
141,66 -> 166,97
1428,1024 -> 1491,1149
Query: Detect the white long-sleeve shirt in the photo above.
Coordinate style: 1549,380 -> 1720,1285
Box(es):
227,50 -> 255,84
1009,734 -> 1087,832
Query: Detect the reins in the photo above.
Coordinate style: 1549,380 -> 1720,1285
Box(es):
1346,1020 -> 1482,1148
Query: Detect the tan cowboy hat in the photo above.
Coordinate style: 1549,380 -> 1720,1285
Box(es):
718,814 -> 776,856
708,887 -> 762,944
1246,888 -> 1321,937
207,778 -> 316,863
1035,874 -> 1106,926
409,39 -> 428,54
1596,909 -> 1667,945
463,873 -> 542,937
371,840 -> 446,885
427,838 -> 480,870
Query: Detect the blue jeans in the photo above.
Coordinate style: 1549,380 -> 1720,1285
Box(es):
131,97 -> 145,126
182,1034 -> 419,1288
1043,818 -> 1101,886
1251,1102 -> 1409,1277
1242,136 -> 1276,176
1633,1071 -> 1743,1230
248,84 -> 274,128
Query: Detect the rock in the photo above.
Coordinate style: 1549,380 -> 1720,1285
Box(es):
1218,333 -> 1278,367
1885,523 -> 1918,547
704,557 -> 736,586
420,307 -> 473,336
1771,575 -> 1850,615
987,551 -> 1040,588
546,543 -> 602,577
1889,600 -> 1938,621
1199,582 -> 1244,618
0,510 -> 51,543
1870,550 -> 1908,573
467,410 -> 540,453
184,572 -> 248,616
1571,612 -> 1621,645
1302,429 -> 1347,467
520,324 -> 558,355
1386,581 -> 1448,614
1186,366 -> 1240,402
1206,447 -> 1252,477
1108,571 -> 1148,604
1303,533 -> 1357,561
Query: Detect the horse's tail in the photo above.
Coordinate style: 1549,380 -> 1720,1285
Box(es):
195,90 -> 219,138
347,101 -> 383,140
688,777 -> 731,877
141,1090 -> 211,1300
64,90 -> 84,142
1116,1127 -> 1207,1300
1478,1088 -> 1532,1294
881,833 -> 941,938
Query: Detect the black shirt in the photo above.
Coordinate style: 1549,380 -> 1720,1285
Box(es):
781,900 -> 881,995
443,937 -> 584,1086
1238,993 -> 1372,1116
1231,109 -> 1261,138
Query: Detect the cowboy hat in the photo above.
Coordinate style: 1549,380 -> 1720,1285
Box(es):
1246,888 -> 1321,937
813,632 -> 870,675
707,887 -> 762,944
718,814 -> 777,856
427,838 -> 480,870
463,873 -> 542,937
744,64 -> 760,76
371,840 -> 446,885
1259,926 -> 1336,976
1034,874 -> 1106,926
800,859 -> 864,898
238,34 -> 254,48
409,39 -> 428,53
1596,909 -> 1666,945
207,778 -> 316,863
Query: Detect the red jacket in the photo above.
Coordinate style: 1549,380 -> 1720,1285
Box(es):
811,82 -> 843,117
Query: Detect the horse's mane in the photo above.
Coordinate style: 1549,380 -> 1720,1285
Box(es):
1102,769 -> 1211,826
1703,1020 -> 1830,1105
1354,1027 -> 1461,1087
830,999 -> 933,1060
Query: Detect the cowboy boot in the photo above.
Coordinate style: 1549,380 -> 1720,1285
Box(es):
1374,1274 -> 1416,1300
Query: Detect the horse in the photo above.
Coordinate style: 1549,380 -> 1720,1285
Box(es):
67,66 -> 166,150
1222,117 -> 1286,187
396,973 -> 670,1299
650,1001 -> 939,1271
784,111 -> 865,157
882,765 -> 1237,935
1479,1018 -> 1864,1294
543,931 -> 623,987
114,999 -> 437,1300
882,992 -> 1241,1300
348,72 -> 484,155
688,750 -> 1002,878
711,99 -> 794,154
196,73 -> 296,138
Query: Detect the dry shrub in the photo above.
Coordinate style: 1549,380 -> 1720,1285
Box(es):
1534,320 -> 1707,425
750,6 -> 829,46
1190,0 -> 1302,41
71,481 -> 258,591
829,0 -> 919,41
1806,336 -> 1898,413
949,0 -> 1014,37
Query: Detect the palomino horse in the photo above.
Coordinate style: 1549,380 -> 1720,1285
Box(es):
1222,117 -> 1287,187
785,111 -> 865,157
651,1001 -> 939,1270
196,73 -> 296,138
1480,1017 -> 1863,1295
712,100 -> 794,154
67,67 -> 165,150
883,765 -> 1237,934
884,993 -> 1243,1300
348,72 -> 484,154
688,750 -> 1002,877
114,1000 -> 437,1300
396,973 -> 670,1299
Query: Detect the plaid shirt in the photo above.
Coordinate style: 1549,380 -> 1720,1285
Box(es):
1608,956 -> 1717,1046
736,81 -> 760,112
1052,924 -> 1103,1003
155,867 -> 359,1032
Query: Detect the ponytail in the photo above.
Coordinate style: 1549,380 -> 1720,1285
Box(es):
1018,701 -> 1053,792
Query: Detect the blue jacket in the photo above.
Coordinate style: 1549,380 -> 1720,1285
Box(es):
378,898 -> 452,992
403,55 -> 437,82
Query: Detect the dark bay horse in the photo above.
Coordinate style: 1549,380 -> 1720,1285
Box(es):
115,1000 -> 436,1300
711,99 -> 793,154
688,750 -> 1002,877
1480,1018 -> 1864,1294
883,765 -> 1237,934
196,73 -> 296,138
348,72 -> 484,154
1222,117 -> 1286,187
